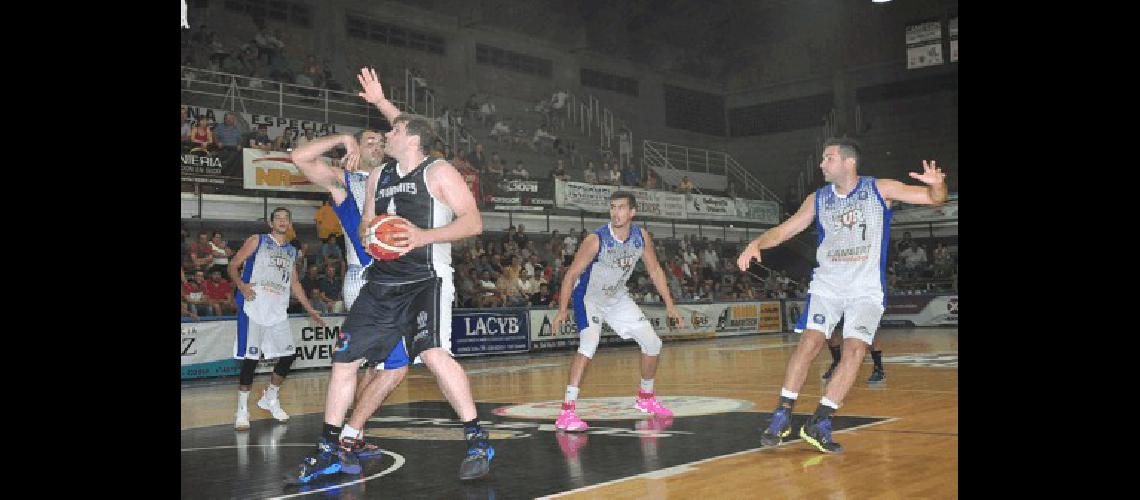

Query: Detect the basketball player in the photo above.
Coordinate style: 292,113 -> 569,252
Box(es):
291,129 -> 406,458
228,207 -> 327,431
551,191 -> 685,432
737,137 -> 946,453
288,67 -> 492,484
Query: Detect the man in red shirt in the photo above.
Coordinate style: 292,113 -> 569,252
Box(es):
189,232 -> 214,272
204,270 -> 236,315
182,270 -> 214,316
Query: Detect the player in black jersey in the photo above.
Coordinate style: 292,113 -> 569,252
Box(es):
289,67 -> 493,484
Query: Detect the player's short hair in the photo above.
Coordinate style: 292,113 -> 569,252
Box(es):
270,207 -> 291,220
610,191 -> 637,209
392,114 -> 440,155
823,136 -> 861,164
354,128 -> 379,143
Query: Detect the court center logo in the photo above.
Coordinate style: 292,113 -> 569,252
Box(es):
493,396 -> 753,420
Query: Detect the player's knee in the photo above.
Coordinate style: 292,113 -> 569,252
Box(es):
634,328 -> 662,356
239,358 -> 259,386
842,340 -> 868,359
273,354 -> 296,377
577,328 -> 601,358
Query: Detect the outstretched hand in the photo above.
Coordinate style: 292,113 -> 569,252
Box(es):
909,160 -> 946,185
736,242 -> 761,272
356,67 -> 386,105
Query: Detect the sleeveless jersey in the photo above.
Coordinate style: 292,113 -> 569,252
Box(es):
572,223 -> 645,304
364,156 -> 454,285
336,169 -> 373,268
808,176 -> 892,303
240,234 -> 297,325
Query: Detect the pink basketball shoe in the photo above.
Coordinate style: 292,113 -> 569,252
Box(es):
555,402 -> 589,432
634,392 -> 674,417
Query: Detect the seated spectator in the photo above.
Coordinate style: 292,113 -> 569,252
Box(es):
512,126 -> 529,149
296,128 -> 317,149
477,270 -> 503,307
214,112 -> 243,151
188,232 -> 213,271
206,33 -> 229,71
488,159 -> 505,179
274,126 -> 297,151
208,232 -> 233,276
677,176 -> 696,194
464,93 -> 481,122
530,283 -> 552,306
183,270 -> 214,316
317,235 -> 344,275
491,120 -> 511,145
562,232 -> 579,266
645,170 -> 659,190
607,163 -> 622,186
254,25 -> 285,66
479,100 -> 496,126
188,115 -> 214,152
532,125 -> 558,153
550,90 -> 568,129
583,164 -> 597,184
550,159 -> 570,182
470,143 -> 487,172
204,270 -> 236,315
249,124 -> 273,151
523,254 -> 544,279
300,264 -> 326,313
499,269 -> 528,307
933,242 -> 953,278
622,164 -> 639,187
319,263 -> 345,313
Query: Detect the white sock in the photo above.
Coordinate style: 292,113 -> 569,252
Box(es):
821,397 -> 839,410
640,379 -> 655,393
265,383 -> 280,399
564,385 -> 579,404
780,388 -> 799,400
238,391 -> 250,411
340,424 -> 361,440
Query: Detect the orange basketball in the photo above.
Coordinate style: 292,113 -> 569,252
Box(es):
365,214 -> 412,261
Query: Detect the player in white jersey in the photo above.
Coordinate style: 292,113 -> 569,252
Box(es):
228,207 -> 327,431
552,191 -> 684,432
291,129 -> 407,458
737,137 -> 947,453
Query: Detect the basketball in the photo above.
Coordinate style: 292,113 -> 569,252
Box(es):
365,214 -> 412,260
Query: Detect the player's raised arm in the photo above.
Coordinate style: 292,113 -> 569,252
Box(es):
876,160 -> 948,207
639,227 -> 683,327
552,233 -> 601,331
229,235 -> 260,300
357,67 -> 401,123
737,193 -> 817,271
290,134 -> 357,204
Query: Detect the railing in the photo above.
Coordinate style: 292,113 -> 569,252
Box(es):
642,140 -> 783,207
565,92 -> 627,169
180,66 -> 439,130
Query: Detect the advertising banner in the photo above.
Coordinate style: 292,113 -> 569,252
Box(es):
451,309 -> 531,356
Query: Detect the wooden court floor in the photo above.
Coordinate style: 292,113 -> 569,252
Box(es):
181,327 -> 958,499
